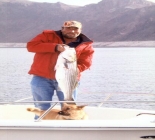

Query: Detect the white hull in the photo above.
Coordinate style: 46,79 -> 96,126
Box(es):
0,105 -> 155,140
0,128 -> 154,140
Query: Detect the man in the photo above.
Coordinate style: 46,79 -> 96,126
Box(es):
27,20 -> 94,118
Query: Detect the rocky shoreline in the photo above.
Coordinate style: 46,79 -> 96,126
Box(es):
93,41 -> 155,48
0,41 -> 155,48
0,43 -> 26,48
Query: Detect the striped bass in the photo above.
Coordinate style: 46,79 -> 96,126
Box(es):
54,45 -> 78,101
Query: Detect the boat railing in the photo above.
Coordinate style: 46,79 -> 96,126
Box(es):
0,94 -> 154,122
0,100 -> 155,105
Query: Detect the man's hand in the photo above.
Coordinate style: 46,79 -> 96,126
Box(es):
56,44 -> 66,52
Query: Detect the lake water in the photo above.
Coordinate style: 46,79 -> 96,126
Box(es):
0,45 -> 155,110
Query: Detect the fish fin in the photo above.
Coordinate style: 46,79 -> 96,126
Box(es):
57,87 -> 60,91
73,80 -> 79,89
54,64 -> 58,71
57,85 -> 62,91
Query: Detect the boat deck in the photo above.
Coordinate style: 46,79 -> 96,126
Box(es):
0,105 -> 155,140
0,105 -> 154,124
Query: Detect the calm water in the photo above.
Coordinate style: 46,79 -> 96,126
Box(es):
0,46 -> 155,110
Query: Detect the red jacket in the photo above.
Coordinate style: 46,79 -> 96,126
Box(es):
27,30 -> 94,79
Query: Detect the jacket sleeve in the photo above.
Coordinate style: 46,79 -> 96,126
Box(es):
77,44 -> 94,72
26,31 -> 61,53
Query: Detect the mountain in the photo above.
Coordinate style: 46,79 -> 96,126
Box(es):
0,0 -> 155,43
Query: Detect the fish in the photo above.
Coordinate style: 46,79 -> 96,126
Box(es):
54,45 -> 78,101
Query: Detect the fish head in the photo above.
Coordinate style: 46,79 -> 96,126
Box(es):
62,48 -> 76,62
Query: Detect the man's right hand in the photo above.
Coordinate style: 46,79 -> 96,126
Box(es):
56,44 -> 66,52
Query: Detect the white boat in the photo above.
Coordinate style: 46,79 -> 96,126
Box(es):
0,101 -> 155,140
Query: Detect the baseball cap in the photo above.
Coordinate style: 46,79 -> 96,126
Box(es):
62,20 -> 82,29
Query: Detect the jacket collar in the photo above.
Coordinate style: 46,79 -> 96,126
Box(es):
55,30 -> 93,44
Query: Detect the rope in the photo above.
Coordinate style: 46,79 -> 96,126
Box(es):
14,96 -> 33,102
98,93 -> 113,107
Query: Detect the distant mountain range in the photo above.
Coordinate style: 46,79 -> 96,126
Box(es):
0,0 -> 155,43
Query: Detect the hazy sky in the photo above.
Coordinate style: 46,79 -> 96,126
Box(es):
148,0 -> 155,2
28,0 -> 155,6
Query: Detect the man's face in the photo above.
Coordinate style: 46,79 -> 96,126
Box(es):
61,27 -> 82,39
